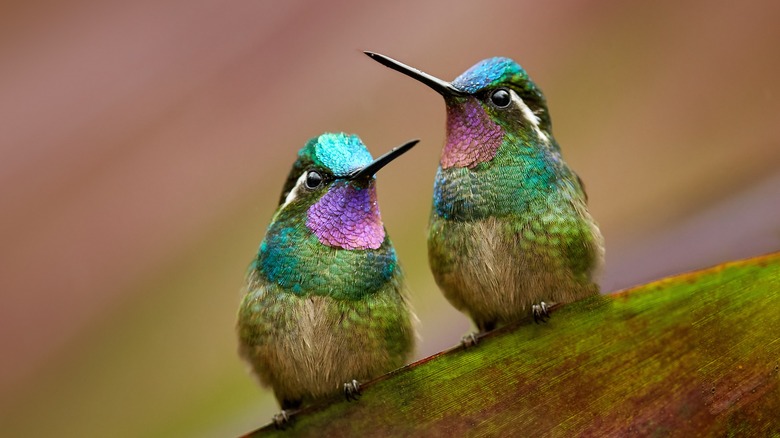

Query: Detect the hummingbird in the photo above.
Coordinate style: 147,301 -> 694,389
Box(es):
237,133 -> 418,425
365,52 -> 604,341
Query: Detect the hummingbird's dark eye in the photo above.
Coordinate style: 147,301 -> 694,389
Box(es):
304,170 -> 323,189
490,89 -> 511,108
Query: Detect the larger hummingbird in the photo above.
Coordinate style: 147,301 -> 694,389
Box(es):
365,52 -> 604,339
237,133 -> 418,424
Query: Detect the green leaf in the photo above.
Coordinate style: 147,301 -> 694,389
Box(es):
244,252 -> 780,437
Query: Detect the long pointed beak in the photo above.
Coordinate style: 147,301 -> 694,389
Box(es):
364,51 -> 466,97
348,139 -> 420,180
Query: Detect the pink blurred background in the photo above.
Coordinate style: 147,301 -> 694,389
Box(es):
1,1 -> 779,436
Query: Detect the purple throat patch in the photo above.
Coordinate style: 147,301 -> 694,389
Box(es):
441,100 -> 502,169
306,181 -> 385,250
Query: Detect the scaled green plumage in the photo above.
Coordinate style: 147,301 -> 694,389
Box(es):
237,133 -> 416,413
366,52 -> 604,333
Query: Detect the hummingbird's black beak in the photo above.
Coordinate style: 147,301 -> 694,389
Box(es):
348,139 -> 419,180
364,51 -> 467,98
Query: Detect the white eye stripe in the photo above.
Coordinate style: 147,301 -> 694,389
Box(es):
279,171 -> 307,211
509,89 -> 540,126
510,89 -> 548,143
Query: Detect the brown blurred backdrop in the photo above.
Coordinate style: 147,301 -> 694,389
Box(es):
1,1 -> 779,436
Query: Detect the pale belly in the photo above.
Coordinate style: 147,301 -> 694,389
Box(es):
237,285 -> 415,406
428,213 -> 603,328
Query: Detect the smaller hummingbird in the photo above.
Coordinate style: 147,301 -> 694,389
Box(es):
365,52 -> 604,343
237,133 -> 418,425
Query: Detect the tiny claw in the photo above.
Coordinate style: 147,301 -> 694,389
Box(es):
273,410 -> 290,429
461,332 -> 479,347
344,379 -> 361,401
532,301 -> 550,324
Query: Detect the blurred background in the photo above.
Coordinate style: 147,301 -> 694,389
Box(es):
1,0 -> 779,436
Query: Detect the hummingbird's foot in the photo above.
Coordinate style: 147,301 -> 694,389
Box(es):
461,320 -> 496,347
460,332 -> 479,347
344,379 -> 361,401
272,410 -> 291,429
532,301 -> 550,324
